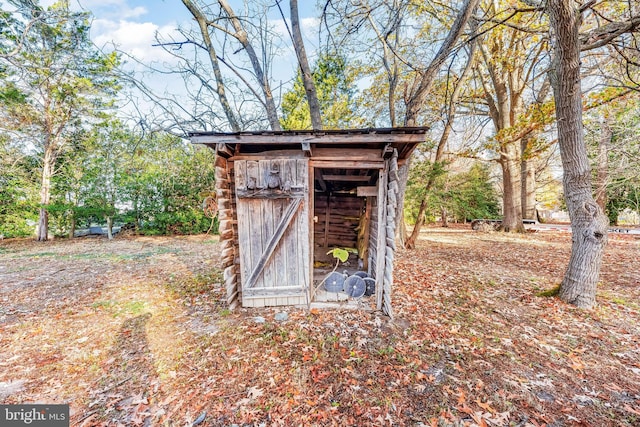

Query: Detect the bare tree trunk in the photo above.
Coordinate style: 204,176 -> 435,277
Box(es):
68,214 -> 75,239
404,38 -> 477,249
440,206 -> 448,227
37,146 -> 55,241
106,216 -> 113,240
521,81 -> 550,221
217,0 -> 282,131
290,0 -> 322,130
404,0 -> 480,126
182,0 -> 241,132
362,5 -> 401,126
549,0 -> 608,309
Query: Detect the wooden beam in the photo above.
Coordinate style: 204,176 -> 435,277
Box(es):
230,150 -> 305,160
314,168 -> 327,192
382,143 -> 394,159
323,193 -> 331,249
245,198 -> 302,289
301,141 -> 312,156
362,196 -> 373,270
236,189 -> 305,199
357,186 -> 378,197
310,160 -> 384,169
192,132 -> 426,145
216,143 -> 234,157
375,168 -> 387,311
321,174 -> 372,182
311,148 -> 382,162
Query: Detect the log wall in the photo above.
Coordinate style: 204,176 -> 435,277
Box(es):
216,157 -> 241,310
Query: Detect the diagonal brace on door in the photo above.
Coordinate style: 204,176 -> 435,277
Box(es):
245,197 -> 303,289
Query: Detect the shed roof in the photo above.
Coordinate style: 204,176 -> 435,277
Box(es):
189,127 -> 428,161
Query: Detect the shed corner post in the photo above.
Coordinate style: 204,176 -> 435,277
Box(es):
382,148 -> 400,318
217,155 -> 240,310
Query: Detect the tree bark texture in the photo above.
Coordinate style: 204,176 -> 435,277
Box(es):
37,146 -> 55,241
548,0 -> 608,309
106,216 -> 113,240
500,149 -> 523,232
290,0 -> 322,130
520,136 -> 537,220
477,32 -> 525,232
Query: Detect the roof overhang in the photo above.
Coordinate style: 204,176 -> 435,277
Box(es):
189,127 -> 428,163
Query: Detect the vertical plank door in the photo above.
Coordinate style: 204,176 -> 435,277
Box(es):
235,158 -> 310,307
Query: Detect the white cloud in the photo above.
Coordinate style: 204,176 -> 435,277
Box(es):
301,17 -> 320,36
270,16 -> 320,40
92,19 -> 181,65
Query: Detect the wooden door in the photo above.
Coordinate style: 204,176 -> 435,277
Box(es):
234,158 -> 309,307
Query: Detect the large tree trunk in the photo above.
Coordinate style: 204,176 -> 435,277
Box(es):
37,147 -> 55,241
548,0 -> 608,309
478,33 -> 525,233
500,149 -> 524,232
521,135 -> 537,220
290,0 -> 322,130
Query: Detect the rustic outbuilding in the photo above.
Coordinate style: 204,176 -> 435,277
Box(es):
190,128 -> 426,317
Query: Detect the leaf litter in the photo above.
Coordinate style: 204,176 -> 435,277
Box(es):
0,228 -> 638,426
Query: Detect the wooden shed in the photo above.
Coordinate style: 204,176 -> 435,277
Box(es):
189,128 -> 426,317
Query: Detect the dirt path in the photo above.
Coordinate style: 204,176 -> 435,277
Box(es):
0,229 -> 638,426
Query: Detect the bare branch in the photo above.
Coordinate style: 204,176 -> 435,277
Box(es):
580,15 -> 640,51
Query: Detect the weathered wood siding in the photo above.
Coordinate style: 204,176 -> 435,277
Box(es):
235,159 -> 310,307
371,167 -> 388,312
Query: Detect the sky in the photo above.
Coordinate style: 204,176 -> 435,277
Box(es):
43,0 -> 319,63
34,0 -> 323,130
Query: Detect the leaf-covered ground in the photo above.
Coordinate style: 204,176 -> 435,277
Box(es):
0,227 -> 638,426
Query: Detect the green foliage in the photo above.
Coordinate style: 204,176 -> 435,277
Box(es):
326,248 -> 350,263
0,135 -> 39,237
585,97 -> 640,224
142,209 -> 213,236
405,161 -> 500,224
537,285 -> 561,297
117,132 -> 216,235
0,0 -> 120,239
280,52 -> 363,130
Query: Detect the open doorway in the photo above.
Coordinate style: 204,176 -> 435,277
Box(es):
311,167 -> 379,305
